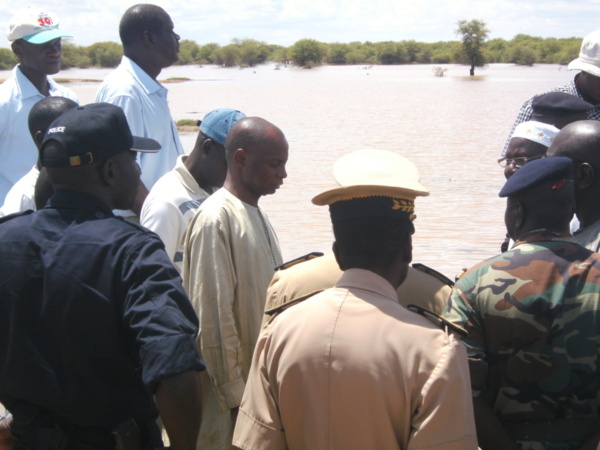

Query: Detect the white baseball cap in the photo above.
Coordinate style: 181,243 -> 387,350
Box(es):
7,7 -> 72,44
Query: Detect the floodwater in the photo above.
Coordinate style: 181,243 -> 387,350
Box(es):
2,62 -> 574,279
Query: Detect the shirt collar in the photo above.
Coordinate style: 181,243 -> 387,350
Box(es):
47,191 -> 114,217
14,64 -> 61,100
514,228 -> 575,246
173,155 -> 207,195
120,55 -> 166,95
335,268 -> 399,304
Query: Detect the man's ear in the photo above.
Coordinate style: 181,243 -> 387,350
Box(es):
11,40 -> 23,59
34,130 -> 45,149
578,162 -> 595,190
332,241 -> 345,271
101,158 -> 117,186
202,138 -> 214,155
233,148 -> 247,168
141,30 -> 155,48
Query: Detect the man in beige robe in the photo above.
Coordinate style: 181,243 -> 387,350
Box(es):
233,150 -> 477,449
182,117 -> 288,449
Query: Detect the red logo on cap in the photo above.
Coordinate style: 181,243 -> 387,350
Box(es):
37,15 -> 54,27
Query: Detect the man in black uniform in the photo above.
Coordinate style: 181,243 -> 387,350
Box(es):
0,103 -> 204,449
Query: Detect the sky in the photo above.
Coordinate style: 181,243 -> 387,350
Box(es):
1,0 -> 598,49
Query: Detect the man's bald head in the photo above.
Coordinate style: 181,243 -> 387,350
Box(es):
223,117 -> 288,206
119,4 -> 169,47
547,120 -> 600,227
547,120 -> 600,165
225,117 -> 286,160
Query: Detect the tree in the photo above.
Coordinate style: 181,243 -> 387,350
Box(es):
197,43 -> 220,64
86,42 -> 122,67
456,19 -> 489,76
0,48 -> 17,70
178,39 -> 201,65
509,44 -> 537,66
327,43 -> 349,64
289,39 -> 325,68
213,44 -> 240,67
61,42 -> 91,69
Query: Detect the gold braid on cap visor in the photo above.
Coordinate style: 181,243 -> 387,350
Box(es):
329,194 -> 416,221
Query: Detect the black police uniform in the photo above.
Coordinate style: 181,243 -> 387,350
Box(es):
0,191 -> 204,449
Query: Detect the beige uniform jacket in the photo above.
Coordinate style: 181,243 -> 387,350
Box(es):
182,188 -> 282,449
233,269 -> 478,449
264,252 -> 452,324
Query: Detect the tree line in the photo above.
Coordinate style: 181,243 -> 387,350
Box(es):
0,33 -> 582,70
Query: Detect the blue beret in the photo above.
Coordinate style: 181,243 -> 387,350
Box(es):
531,92 -> 592,116
499,156 -> 573,198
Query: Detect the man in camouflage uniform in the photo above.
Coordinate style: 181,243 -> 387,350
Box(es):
444,156 -> 600,450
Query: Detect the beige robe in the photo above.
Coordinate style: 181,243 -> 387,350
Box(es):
182,188 -> 282,449
233,269 -> 478,449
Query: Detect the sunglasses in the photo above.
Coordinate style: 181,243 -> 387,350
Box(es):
497,154 -> 545,169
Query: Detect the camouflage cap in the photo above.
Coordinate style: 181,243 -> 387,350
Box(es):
499,156 -> 573,198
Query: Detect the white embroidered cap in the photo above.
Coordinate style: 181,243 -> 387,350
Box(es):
511,121 -> 560,148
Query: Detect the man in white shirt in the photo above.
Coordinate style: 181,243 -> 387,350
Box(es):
96,4 -> 184,217
0,7 -> 78,204
141,109 -> 245,271
0,96 -> 77,217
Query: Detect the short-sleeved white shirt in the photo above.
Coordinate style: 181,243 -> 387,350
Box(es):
0,65 -> 78,203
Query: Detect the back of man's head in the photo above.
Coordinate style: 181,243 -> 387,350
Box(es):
119,3 -> 167,48
40,103 -> 160,209
333,214 -> 414,273
500,156 -> 575,238
28,96 -> 78,145
547,120 -> 600,167
225,117 -> 281,161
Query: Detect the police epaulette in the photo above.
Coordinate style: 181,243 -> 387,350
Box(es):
0,209 -> 34,224
407,304 -> 468,337
275,252 -> 324,271
411,263 -> 454,287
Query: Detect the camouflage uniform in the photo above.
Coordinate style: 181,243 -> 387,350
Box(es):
444,229 -> 600,448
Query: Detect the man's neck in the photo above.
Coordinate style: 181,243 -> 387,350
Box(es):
19,65 -> 50,96
124,52 -> 161,80
223,179 -> 259,207
184,154 -> 210,193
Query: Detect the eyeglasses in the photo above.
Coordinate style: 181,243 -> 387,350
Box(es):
497,154 -> 545,168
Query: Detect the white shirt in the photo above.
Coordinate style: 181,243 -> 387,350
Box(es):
0,65 -> 77,203
140,155 -> 211,272
95,56 -> 184,191
0,165 -> 39,217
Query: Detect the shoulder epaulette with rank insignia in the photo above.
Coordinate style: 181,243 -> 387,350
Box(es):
407,304 -> 468,337
411,263 -> 454,287
275,252 -> 324,271
0,209 -> 34,224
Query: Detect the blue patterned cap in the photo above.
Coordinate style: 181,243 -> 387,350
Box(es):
199,109 -> 246,146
